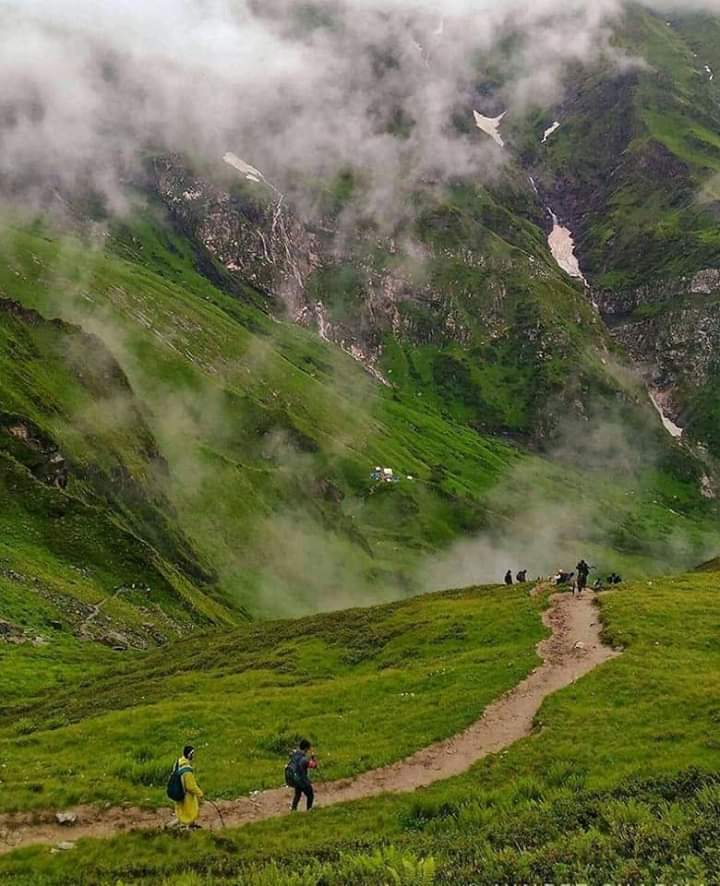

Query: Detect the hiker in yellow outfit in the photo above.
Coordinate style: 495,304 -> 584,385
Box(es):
173,745 -> 204,828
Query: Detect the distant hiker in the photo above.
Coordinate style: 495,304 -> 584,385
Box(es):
593,578 -> 603,592
576,560 -> 590,593
285,739 -> 316,811
167,745 -> 204,828
504,570 -> 513,586
608,573 -> 623,585
516,569 -> 528,583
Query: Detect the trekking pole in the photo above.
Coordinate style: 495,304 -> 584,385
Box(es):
207,799 -> 226,828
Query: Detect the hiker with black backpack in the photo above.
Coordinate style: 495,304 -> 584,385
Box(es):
576,559 -> 591,595
167,745 -> 204,828
285,739 -> 316,811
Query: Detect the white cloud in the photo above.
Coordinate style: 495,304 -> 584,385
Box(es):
0,0 -> 689,221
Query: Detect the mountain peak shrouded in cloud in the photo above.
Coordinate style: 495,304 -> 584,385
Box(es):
5,0 -> 720,221
0,0 -> 650,223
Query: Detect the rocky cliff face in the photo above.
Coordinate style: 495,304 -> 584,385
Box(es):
151,156 -> 548,385
149,153 -> 617,440
153,154 -> 420,381
595,270 -> 720,435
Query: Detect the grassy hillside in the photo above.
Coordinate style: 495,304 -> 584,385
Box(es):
0,213 -> 517,617
378,178 -> 611,438
0,584 -> 544,813
0,296 -> 237,706
1,206 -> 714,628
523,6 -> 720,289
6,572 -> 718,884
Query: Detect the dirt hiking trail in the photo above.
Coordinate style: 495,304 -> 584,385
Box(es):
0,590 -> 620,855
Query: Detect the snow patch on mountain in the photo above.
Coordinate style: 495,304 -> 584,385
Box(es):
542,121 -> 561,143
547,210 -> 586,285
223,153 -> 265,183
649,390 -> 683,439
473,110 -> 505,148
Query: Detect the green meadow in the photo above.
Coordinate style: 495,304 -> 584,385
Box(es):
1,572 -> 719,883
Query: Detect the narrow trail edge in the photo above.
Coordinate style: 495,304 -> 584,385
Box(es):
0,591 -> 620,855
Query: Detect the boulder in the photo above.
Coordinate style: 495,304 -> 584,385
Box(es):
99,630 -> 130,651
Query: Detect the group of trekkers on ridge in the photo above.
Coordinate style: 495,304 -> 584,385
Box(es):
504,569 -> 527,585
504,560 -> 622,593
167,740 -> 317,829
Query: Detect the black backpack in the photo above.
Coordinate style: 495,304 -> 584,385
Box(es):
284,752 -> 302,788
167,759 -> 191,802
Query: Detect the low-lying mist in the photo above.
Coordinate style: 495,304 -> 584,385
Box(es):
420,405 -> 719,592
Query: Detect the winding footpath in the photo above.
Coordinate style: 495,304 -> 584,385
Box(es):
0,591 -> 619,854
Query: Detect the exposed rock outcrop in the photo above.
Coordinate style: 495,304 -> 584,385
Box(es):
151,156 -> 506,383
0,414 -> 69,489
595,269 -> 720,412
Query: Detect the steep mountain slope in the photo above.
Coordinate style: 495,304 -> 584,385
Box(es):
0,294 -> 236,703
523,6 -> 720,457
0,213 -> 520,619
1,202 -> 714,626
152,151 -> 615,441
0,297 -> 217,591
144,19 -> 720,484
